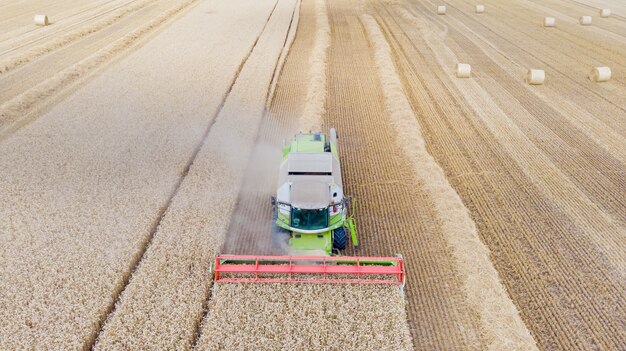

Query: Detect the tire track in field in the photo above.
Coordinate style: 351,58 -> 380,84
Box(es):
88,2 -> 280,347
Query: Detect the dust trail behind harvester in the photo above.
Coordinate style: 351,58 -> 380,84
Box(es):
220,112 -> 294,255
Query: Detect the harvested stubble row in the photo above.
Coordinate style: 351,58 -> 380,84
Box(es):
361,12 -> 537,351
377,0 -> 626,349
322,0 -> 506,348
195,283 -> 412,351
0,0 -> 281,349
93,0 -> 298,348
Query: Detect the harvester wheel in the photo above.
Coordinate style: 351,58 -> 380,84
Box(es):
332,227 -> 347,250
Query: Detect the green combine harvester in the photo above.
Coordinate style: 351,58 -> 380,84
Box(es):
271,128 -> 358,255
212,129 -> 405,286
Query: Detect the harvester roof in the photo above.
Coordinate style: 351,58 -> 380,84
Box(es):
290,178 -> 331,209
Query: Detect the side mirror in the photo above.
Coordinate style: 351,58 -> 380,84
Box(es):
271,196 -> 276,206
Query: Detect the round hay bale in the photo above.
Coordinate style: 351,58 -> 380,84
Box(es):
600,9 -> 611,18
543,17 -> 556,27
589,66 -> 611,82
456,63 -> 471,78
526,69 -> 545,85
34,14 -> 49,26
476,4 -> 485,14
437,5 -> 446,15
580,15 -> 592,25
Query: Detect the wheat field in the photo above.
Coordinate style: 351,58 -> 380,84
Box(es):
0,0 -> 624,350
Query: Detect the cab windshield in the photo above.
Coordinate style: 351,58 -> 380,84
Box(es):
291,208 -> 328,230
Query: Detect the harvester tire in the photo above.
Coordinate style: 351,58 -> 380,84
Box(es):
333,227 -> 347,250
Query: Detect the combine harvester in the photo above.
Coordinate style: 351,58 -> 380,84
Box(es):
213,129 -> 405,287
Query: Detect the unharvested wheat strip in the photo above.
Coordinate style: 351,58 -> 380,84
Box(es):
220,120 -> 288,255
299,0 -> 330,131
0,0 -> 199,137
0,1 -> 280,349
195,284 -> 413,351
396,7 -> 626,163
222,17 -> 299,254
406,7 -> 626,271
93,0 -> 295,349
360,14 -> 539,351
0,0 -> 160,74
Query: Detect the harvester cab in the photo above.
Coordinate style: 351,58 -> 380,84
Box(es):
212,128 -> 405,287
271,128 -> 358,255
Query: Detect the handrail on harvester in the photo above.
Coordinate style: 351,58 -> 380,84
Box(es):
213,255 -> 405,285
